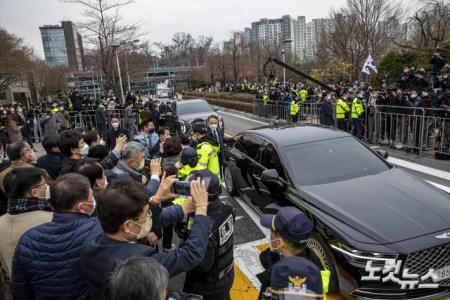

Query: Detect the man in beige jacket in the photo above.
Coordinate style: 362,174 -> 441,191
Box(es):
0,167 -> 53,277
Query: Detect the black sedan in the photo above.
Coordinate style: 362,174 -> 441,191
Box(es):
159,99 -> 223,142
223,124 -> 450,299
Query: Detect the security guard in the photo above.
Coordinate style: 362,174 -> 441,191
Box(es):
257,207 -> 330,300
290,99 -> 299,123
183,169 -> 236,300
335,94 -> 350,132
270,256 -> 324,300
177,147 -> 205,181
191,120 -> 221,180
351,94 -> 364,140
298,88 -> 308,103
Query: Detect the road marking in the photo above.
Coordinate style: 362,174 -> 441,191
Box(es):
233,196 -> 270,235
220,111 -> 269,125
387,157 -> 450,181
426,180 -> 450,193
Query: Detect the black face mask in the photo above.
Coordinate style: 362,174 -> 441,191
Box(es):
148,128 -> 155,134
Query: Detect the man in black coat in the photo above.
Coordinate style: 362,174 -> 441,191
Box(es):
206,115 -> 225,173
95,102 -> 107,139
319,93 -> 334,127
105,116 -> 130,152
36,136 -> 61,179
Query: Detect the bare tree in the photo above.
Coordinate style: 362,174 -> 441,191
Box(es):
62,0 -> 140,96
0,28 -> 34,93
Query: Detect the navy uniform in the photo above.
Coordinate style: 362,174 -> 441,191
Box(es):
183,170 -> 236,300
257,207 -> 330,300
270,256 -> 324,300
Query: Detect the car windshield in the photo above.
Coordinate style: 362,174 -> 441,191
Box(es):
176,101 -> 212,115
284,137 -> 390,186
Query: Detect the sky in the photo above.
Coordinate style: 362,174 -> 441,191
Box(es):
0,0 -> 347,59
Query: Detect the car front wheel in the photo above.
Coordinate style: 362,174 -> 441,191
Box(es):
224,166 -> 237,196
307,232 -> 339,293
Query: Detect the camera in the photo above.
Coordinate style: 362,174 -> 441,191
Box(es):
172,177 -> 212,196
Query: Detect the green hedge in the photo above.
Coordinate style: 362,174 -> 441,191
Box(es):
186,92 -> 255,103
184,95 -> 253,113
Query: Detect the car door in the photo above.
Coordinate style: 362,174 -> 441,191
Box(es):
229,133 -> 264,203
253,141 -> 290,211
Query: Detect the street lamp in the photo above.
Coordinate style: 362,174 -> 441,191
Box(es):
121,39 -> 140,94
282,39 -> 292,86
111,44 -> 125,102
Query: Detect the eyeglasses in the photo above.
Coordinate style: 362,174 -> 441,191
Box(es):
133,210 -> 152,221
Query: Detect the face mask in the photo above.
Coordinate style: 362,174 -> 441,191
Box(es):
112,123 -> 119,129
209,124 -> 218,131
59,107 -> 64,111
35,184 -> 50,200
17,108 -> 23,113
137,159 -> 145,171
128,216 -> 152,239
269,236 -> 281,252
3,111 -> 6,115
148,128 -> 155,134
79,198 -> 96,216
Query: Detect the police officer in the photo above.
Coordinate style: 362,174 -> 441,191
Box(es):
351,93 -> 365,139
270,256 -> 324,300
183,169 -> 236,300
257,207 -> 330,300
176,147 -> 205,181
290,99 -> 299,123
191,119 -> 221,180
335,94 -> 350,132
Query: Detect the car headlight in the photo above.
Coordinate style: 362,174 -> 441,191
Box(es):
179,121 -> 186,133
331,243 -> 398,267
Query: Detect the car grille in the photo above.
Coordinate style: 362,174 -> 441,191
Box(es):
403,243 -> 450,285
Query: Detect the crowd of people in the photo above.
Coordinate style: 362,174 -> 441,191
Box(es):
0,96 -> 329,300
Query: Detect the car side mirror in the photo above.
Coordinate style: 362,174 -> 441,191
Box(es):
214,107 -> 218,112
376,149 -> 389,159
261,169 -> 280,182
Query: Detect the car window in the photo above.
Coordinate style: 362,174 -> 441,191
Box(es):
259,142 -> 286,180
234,134 -> 264,161
284,137 -> 390,186
176,101 -> 212,115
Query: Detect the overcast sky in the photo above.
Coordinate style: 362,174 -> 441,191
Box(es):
0,0 -> 347,59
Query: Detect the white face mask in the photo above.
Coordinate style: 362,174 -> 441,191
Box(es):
128,216 -> 152,240
17,108 -> 23,113
45,184 -> 51,200
79,197 -> 96,216
209,124 -> 218,131
269,236 -> 281,252
137,159 -> 145,171
112,123 -> 119,129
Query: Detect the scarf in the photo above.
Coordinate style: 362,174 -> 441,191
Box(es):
7,197 -> 53,215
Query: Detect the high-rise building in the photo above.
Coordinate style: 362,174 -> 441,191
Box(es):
39,21 -> 85,71
250,15 -> 294,53
292,17 -> 334,61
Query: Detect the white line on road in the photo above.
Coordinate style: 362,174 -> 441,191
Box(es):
426,180 -> 450,193
220,111 -> 269,125
387,157 -> 450,181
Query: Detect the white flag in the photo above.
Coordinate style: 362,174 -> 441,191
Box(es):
362,54 -> 378,75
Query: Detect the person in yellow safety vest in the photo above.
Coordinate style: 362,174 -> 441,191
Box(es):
251,84 -> 256,94
335,96 -> 350,132
351,95 -> 365,140
51,103 -> 59,114
290,99 -> 299,123
241,84 -> 245,93
191,119 -> 221,181
298,88 -> 308,103
257,207 -> 330,300
263,94 -> 270,106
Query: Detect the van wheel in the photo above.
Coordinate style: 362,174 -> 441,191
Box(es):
307,232 -> 339,293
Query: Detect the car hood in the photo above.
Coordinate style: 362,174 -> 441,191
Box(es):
299,168 -> 450,244
178,112 -> 219,122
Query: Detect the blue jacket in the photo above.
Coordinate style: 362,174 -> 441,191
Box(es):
81,208 -> 211,300
36,152 -> 61,179
135,131 -> 159,158
319,99 -> 334,127
12,213 -> 103,300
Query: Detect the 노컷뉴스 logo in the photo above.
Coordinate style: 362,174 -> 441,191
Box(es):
435,231 -> 450,239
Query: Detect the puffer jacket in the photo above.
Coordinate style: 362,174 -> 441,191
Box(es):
11,212 -> 102,300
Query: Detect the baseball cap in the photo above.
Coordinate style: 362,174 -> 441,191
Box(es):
180,147 -> 197,166
260,207 -> 313,243
270,256 -> 323,299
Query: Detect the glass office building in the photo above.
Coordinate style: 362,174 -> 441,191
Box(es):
39,21 -> 85,71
